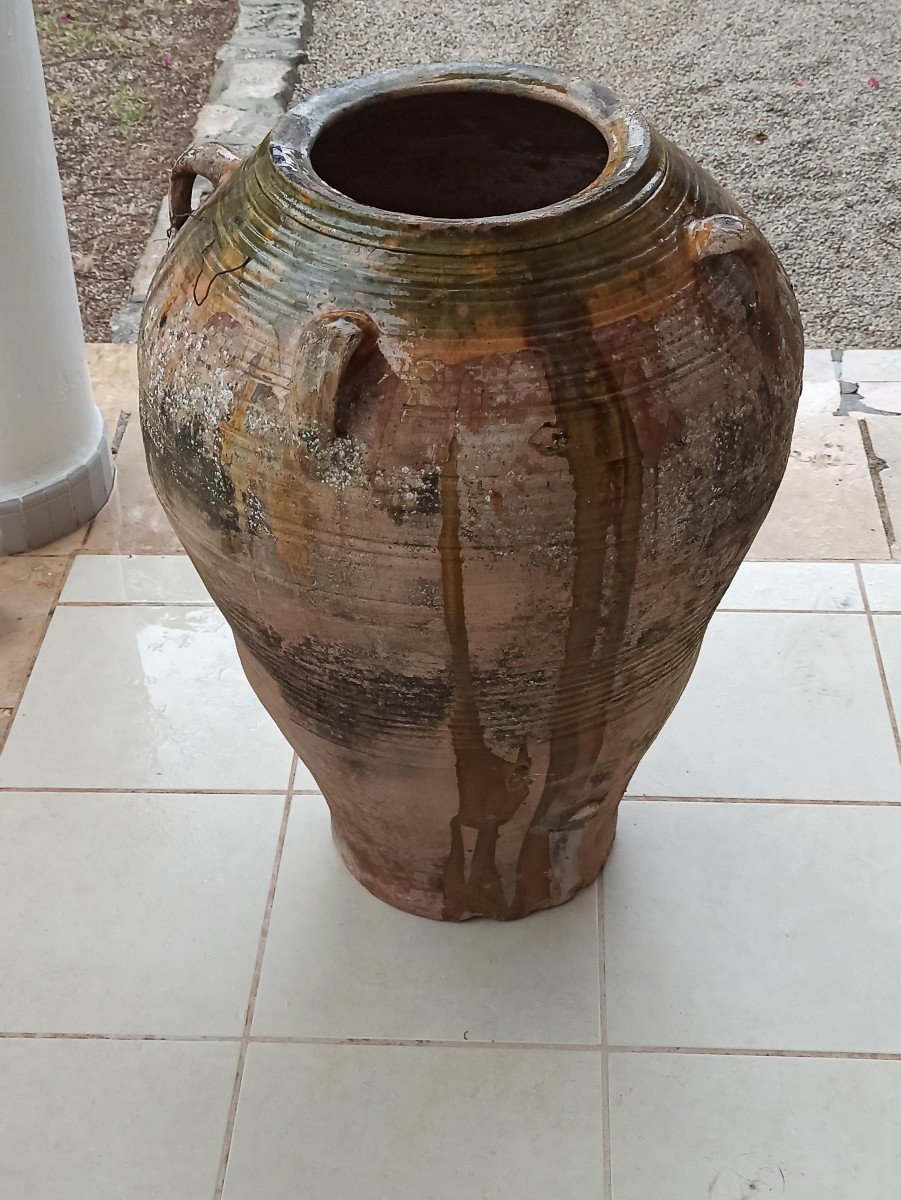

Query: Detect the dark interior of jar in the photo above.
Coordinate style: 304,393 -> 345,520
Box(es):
309,90 -> 609,219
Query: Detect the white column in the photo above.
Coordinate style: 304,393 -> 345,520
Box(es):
0,0 -> 113,553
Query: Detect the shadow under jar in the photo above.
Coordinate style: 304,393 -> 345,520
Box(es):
139,63 -> 803,920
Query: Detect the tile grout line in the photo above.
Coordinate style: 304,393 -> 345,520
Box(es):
2,1030 -> 901,1060
718,607 -> 865,615
212,756 -> 297,1200
1,788 -> 899,806
58,600 -> 217,607
598,879 -> 613,1200
858,418 -> 898,554
0,1029 -> 602,1050
47,552 -> 900,561
0,786 -> 301,796
59,551 -> 900,564
49,603 -> 901,615
607,1045 -> 901,1061
744,556 -> 896,564
855,563 -> 901,764
0,1031 -> 243,1042
248,1036 -> 604,1050
45,549 -> 190,557
624,794 -> 901,807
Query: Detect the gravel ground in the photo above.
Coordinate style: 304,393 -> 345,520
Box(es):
299,0 -> 900,347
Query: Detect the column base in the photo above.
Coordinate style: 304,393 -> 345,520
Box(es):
0,425 -> 114,554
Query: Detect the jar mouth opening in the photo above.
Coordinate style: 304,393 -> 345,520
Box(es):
268,64 -> 652,246
308,89 -> 610,221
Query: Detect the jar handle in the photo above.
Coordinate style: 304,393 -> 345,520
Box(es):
290,310 -> 379,440
685,213 -> 764,267
168,143 -> 244,233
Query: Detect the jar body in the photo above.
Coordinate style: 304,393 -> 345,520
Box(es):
139,67 -> 803,919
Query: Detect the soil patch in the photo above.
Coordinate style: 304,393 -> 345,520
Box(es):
36,0 -> 238,340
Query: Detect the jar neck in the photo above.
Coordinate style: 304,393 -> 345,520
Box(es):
257,63 -> 664,259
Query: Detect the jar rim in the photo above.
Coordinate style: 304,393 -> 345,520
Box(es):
266,62 -> 655,252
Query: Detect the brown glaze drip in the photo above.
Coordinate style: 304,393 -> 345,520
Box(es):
439,434 -> 533,919
510,304 -> 644,917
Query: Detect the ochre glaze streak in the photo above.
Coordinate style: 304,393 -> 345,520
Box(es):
511,311 -> 644,916
439,434 -> 532,919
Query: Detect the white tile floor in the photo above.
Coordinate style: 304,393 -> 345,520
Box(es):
608,1053 -> 901,1200
720,560 -> 862,610
3,554 -> 901,1198
856,380 -> 901,415
627,610 -> 901,801
60,553 -> 213,603
0,605 -> 297,791
251,794 -> 603,1044
0,791 -> 282,1034
861,562 -> 901,609
801,348 -> 836,381
842,348 -> 901,381
605,802 -> 901,1052
226,1043 -> 605,1200
0,1039 -> 239,1200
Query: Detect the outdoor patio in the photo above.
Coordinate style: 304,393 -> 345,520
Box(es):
1,344 -> 899,1197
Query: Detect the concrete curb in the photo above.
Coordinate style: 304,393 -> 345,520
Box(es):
110,0 -> 310,342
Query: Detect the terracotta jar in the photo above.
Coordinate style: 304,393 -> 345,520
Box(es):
139,63 -> 803,920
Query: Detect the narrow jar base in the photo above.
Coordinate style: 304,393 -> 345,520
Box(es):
330,805 -> 620,922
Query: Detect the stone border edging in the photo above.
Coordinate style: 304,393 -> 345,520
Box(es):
109,0 -> 310,342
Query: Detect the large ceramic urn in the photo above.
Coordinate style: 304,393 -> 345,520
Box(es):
139,63 -> 803,920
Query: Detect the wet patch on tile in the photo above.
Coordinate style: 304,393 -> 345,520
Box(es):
0,605 -> 293,790
60,554 -> 212,604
